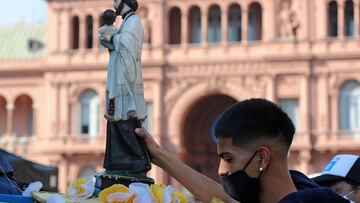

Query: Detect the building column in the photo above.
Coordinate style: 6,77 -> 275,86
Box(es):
331,91 -> 339,140
32,104 -> 38,136
59,83 -> 69,137
221,9 -> 228,45
266,75 -> 276,102
201,11 -> 208,46
71,101 -> 78,136
300,75 -> 310,132
338,0 -> 345,39
6,104 -> 14,137
58,157 -> 67,193
59,9 -> 70,51
318,74 -> 330,131
79,15 -> 86,49
181,10 -> 188,47
354,0 -> 360,37
242,8 -> 248,43
93,12 -> 100,49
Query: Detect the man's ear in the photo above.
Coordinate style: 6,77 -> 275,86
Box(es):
257,147 -> 270,171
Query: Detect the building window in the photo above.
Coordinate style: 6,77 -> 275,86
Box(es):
28,39 -> 44,52
188,6 -> 201,44
14,95 -> 34,137
86,15 -> 93,49
208,5 -> 221,44
78,90 -> 99,137
345,0 -> 354,37
248,2 -> 262,41
169,7 -> 181,44
340,81 -> 360,131
328,1 -> 338,37
72,16 -> 80,49
228,4 -> 242,42
143,103 -> 153,133
279,99 -> 300,131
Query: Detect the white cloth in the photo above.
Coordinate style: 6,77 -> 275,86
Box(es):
102,13 -> 147,121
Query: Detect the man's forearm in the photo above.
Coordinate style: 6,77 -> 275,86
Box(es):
155,149 -> 232,203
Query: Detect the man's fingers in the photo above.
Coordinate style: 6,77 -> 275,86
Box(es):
135,128 -> 148,138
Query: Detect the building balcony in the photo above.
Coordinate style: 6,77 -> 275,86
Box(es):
315,130 -> 360,151
0,134 -> 106,156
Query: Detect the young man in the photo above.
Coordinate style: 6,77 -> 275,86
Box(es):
312,154 -> 360,202
136,98 -> 349,203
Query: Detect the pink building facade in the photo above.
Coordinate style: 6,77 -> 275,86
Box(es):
1,0 -> 360,192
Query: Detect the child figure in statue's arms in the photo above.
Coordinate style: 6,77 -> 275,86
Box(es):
99,9 -> 118,50
99,9 -> 117,120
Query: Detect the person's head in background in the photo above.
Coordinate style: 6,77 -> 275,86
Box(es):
312,154 -> 360,202
215,98 -> 296,203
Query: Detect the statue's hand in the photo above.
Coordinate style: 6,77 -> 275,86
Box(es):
135,128 -> 163,166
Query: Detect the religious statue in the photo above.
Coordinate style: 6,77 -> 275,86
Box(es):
96,0 -> 153,188
278,0 -> 300,40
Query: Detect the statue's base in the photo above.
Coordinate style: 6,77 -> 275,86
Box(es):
94,170 -> 154,190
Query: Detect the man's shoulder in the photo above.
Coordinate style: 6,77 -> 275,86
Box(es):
279,187 -> 350,203
290,170 -> 320,190
282,170 -> 350,203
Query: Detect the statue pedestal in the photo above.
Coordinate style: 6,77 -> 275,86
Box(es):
95,170 -> 154,189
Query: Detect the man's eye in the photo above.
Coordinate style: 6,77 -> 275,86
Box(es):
224,158 -> 233,163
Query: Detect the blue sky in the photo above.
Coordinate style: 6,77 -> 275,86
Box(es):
0,0 -> 47,25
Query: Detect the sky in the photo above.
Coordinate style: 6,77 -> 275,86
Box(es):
0,0 -> 47,26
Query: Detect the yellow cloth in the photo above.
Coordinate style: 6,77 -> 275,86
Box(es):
32,192 -> 100,203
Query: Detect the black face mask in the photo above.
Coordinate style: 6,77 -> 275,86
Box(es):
221,151 -> 263,203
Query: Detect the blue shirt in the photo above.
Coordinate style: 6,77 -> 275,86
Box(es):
279,170 -> 349,203
0,154 -> 21,195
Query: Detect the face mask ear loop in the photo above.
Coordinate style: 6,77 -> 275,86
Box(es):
243,150 -> 258,170
344,186 -> 360,199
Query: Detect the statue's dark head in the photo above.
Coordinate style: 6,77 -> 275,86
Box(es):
124,0 -> 138,12
115,0 -> 138,16
102,9 -> 116,25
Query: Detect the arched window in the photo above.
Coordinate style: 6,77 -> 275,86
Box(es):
13,95 -> 33,137
86,15 -> 93,49
345,0 -> 354,37
169,7 -> 181,44
188,6 -> 201,44
340,81 -> 360,131
208,5 -> 221,43
78,90 -> 99,137
0,96 -> 7,137
328,1 -> 338,37
248,2 -> 262,41
72,16 -> 80,49
228,4 -> 242,42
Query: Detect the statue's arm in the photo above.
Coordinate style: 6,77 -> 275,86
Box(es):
135,129 -> 235,203
98,26 -> 117,50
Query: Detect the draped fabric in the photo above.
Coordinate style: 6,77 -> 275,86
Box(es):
106,13 -> 147,121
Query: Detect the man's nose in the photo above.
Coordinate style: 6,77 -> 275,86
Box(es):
218,160 -> 230,176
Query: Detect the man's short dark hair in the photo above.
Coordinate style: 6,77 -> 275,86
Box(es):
214,98 -> 295,150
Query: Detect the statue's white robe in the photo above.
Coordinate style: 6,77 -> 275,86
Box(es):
105,13 -> 147,121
